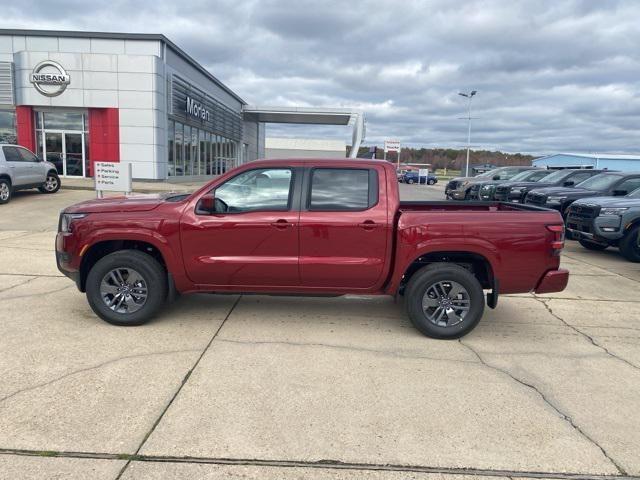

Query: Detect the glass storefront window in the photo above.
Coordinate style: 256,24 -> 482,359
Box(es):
191,127 -> 198,175
199,129 -> 206,176
0,110 -> 16,144
168,120 -> 175,176
175,122 -> 183,176
40,112 -> 84,130
184,125 -> 191,176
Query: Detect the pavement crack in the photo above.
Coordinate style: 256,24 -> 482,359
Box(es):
0,349 -> 201,406
0,284 -> 74,302
458,339 -> 627,476
535,296 -> 640,371
115,295 -> 243,480
215,337 -> 480,364
0,276 -> 37,294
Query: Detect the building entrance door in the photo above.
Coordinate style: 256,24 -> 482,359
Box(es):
43,131 -> 86,177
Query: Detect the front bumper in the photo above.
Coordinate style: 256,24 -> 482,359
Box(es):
566,215 -> 624,242
534,269 -> 569,294
56,232 -> 82,290
445,188 -> 468,200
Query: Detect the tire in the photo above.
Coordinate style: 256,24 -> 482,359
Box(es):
427,179 -> 435,185
38,172 -> 61,194
0,178 -> 11,204
407,178 -> 415,184
405,263 -> 485,339
578,239 -> 608,251
619,225 -> 640,262
86,250 -> 167,326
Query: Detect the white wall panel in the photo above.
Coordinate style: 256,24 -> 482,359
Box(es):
81,53 -> 118,72
124,40 -> 160,56
48,52 -> 83,70
58,37 -> 91,53
118,55 -> 155,73
119,126 -> 155,145
26,36 -> 58,51
0,37 -> 12,53
91,38 -> 125,54
118,90 -> 153,109
83,90 -> 118,108
83,71 -> 117,90
117,72 -> 155,91
119,108 -> 157,127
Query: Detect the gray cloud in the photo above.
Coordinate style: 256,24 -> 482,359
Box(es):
1,0 -> 639,154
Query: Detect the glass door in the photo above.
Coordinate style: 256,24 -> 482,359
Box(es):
45,132 -> 64,175
64,133 -> 84,177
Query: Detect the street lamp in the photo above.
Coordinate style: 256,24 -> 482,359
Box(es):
458,90 -> 477,177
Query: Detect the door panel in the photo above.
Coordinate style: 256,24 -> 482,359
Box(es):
181,167 -> 300,287
45,133 -> 64,175
2,146 -> 31,186
299,167 -> 389,289
64,133 -> 84,177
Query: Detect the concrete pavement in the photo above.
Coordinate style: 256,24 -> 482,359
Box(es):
1,184 -> 639,479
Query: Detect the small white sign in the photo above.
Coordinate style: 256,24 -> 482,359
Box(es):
384,139 -> 401,153
95,162 -> 132,193
418,168 -> 429,177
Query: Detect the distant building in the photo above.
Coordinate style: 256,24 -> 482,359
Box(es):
471,163 -> 497,176
533,153 -> 640,171
265,138 -> 346,159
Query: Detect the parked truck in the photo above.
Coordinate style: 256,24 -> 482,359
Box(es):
56,159 -> 568,339
566,187 -> 640,262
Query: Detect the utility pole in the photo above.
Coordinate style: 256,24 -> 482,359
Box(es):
458,90 -> 477,177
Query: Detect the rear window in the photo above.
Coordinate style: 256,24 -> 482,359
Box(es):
309,168 -> 377,211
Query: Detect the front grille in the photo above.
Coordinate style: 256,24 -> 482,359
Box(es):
446,180 -> 459,190
526,193 -> 547,206
495,186 -> 510,195
568,204 -> 600,220
567,221 -> 592,233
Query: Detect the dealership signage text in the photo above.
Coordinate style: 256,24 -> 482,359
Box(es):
186,96 -> 211,122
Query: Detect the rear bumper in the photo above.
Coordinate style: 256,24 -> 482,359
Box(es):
534,269 -> 569,294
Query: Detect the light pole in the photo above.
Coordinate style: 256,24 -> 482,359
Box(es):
458,90 -> 477,177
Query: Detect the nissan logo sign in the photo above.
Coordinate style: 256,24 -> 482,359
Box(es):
30,60 -> 70,97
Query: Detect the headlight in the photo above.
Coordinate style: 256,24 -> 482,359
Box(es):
511,187 -> 526,192
59,213 -> 88,233
600,207 -> 629,216
461,180 -> 470,188
547,196 -> 566,203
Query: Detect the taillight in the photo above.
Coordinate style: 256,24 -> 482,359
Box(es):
546,224 -> 565,255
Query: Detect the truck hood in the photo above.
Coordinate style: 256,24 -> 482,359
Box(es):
528,186 -> 600,199
63,192 -> 187,214
501,180 -> 550,189
449,176 -> 490,185
572,196 -> 640,208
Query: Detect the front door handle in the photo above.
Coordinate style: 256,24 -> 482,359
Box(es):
270,219 -> 292,229
358,220 -> 381,230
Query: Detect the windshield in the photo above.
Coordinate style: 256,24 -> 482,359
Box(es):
575,173 -> 621,191
509,169 -> 552,182
628,187 -> 640,198
541,169 -> 573,183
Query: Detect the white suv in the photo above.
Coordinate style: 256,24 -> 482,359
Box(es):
0,144 -> 61,204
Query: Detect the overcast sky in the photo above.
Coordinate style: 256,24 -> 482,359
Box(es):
2,0 -> 639,154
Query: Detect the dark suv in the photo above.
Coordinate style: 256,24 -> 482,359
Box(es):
494,169 -> 605,203
566,187 -> 640,262
525,172 -> 640,217
474,169 -> 552,201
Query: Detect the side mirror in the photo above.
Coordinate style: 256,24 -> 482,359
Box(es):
563,180 -> 574,186
612,189 -> 627,196
196,193 -> 216,214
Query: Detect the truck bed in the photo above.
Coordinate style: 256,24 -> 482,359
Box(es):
399,200 -> 553,213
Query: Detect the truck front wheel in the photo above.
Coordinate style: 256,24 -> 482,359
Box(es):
619,225 -> 640,262
86,250 -> 167,326
405,263 -> 485,339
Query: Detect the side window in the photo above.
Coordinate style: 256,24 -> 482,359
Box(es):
309,168 -> 377,211
17,147 -> 39,163
2,146 -> 22,162
570,172 -> 593,184
214,168 -> 293,213
617,178 -> 640,194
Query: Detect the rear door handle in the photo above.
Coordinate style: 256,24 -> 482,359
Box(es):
271,219 -> 293,229
358,221 -> 381,230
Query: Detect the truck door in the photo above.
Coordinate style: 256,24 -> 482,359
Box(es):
298,166 -> 389,289
180,167 -> 301,287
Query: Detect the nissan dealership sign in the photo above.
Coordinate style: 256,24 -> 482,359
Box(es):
30,60 -> 70,97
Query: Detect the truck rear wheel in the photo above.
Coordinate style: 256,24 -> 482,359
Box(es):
619,225 -> 640,262
578,239 -> 608,251
405,263 -> 484,339
86,250 -> 167,326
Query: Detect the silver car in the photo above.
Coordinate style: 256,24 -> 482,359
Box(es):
0,144 -> 61,204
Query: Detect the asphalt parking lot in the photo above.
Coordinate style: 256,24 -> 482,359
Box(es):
1,184 -> 639,480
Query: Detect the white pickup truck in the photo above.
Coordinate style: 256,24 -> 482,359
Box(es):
0,144 -> 61,204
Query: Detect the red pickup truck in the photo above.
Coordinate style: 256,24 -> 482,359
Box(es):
56,159 -> 568,339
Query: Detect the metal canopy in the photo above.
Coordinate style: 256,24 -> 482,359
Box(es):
242,106 -> 365,158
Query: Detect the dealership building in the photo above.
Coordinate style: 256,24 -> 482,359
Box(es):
0,29 -> 365,180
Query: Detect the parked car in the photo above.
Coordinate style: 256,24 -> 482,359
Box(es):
472,168 -> 553,201
445,166 -> 537,200
494,169 -> 606,203
525,172 -> 640,217
403,171 -> 438,185
566,187 -> 640,262
0,144 -> 61,204
56,159 -> 568,339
